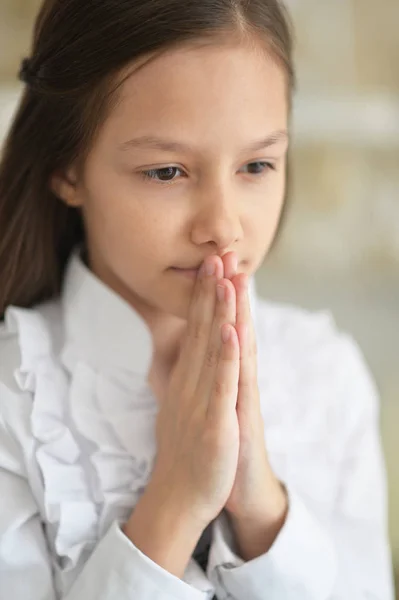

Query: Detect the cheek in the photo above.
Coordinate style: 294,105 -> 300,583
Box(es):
81,169 -> 166,249
243,186 -> 285,269
94,203 -> 167,260
248,187 -> 285,238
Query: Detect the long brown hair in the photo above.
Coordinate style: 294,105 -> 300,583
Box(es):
0,0 -> 295,319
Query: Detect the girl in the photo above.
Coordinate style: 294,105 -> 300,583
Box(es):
0,0 -> 394,598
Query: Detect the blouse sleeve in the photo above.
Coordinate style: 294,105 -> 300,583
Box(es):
0,402 -> 56,598
0,383 -> 210,600
206,336 -> 395,600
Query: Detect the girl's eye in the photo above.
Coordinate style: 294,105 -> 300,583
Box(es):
140,166 -> 183,184
240,161 -> 276,175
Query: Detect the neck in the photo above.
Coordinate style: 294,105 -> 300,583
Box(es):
146,309 -> 187,368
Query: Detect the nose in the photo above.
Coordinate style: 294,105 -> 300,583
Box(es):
190,185 -> 243,252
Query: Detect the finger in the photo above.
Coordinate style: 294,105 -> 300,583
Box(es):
232,273 -> 255,346
173,256 -> 224,393
206,323 -> 240,423
196,277 -> 236,406
232,274 -> 258,386
221,251 -> 238,281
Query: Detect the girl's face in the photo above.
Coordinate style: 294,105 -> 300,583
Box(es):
56,39 -> 289,320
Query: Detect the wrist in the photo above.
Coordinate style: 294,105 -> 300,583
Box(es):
124,483 -> 206,578
227,466 -> 287,521
229,483 -> 289,561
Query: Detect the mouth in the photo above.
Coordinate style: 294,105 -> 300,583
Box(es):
170,256 -> 244,279
170,266 -> 200,279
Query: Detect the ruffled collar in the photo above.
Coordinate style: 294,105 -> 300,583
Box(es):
61,249 -> 153,375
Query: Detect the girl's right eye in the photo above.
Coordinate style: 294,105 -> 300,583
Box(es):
139,166 -> 184,185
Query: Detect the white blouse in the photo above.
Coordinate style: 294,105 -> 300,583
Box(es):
0,250 -> 394,600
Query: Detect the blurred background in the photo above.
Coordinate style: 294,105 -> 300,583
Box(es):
0,0 -> 398,594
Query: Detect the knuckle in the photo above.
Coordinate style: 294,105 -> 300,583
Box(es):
191,321 -> 206,342
239,377 -> 251,393
214,379 -> 227,399
241,370 -> 257,391
205,347 -> 218,368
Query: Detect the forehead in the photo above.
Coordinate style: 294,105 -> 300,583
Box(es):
102,40 -> 289,148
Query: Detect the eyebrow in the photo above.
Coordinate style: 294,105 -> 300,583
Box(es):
118,130 -> 289,154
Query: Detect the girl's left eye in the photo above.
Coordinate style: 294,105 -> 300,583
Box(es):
239,161 -> 276,175
139,162 -> 275,185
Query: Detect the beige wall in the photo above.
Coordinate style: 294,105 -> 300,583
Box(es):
0,0 -> 41,83
281,0 -> 399,273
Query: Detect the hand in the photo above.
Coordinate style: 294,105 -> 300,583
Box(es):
221,253 -> 288,557
148,255 -> 241,529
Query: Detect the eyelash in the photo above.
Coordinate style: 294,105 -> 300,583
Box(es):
139,162 -> 276,185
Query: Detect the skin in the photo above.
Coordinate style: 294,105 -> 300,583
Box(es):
53,35 -> 290,565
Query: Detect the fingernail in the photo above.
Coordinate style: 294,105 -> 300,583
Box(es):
217,285 -> 225,302
206,261 -> 215,277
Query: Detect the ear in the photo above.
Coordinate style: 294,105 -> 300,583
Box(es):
50,166 -> 82,207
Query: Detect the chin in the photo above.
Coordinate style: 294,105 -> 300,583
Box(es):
167,290 -> 192,321
144,280 -> 192,321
